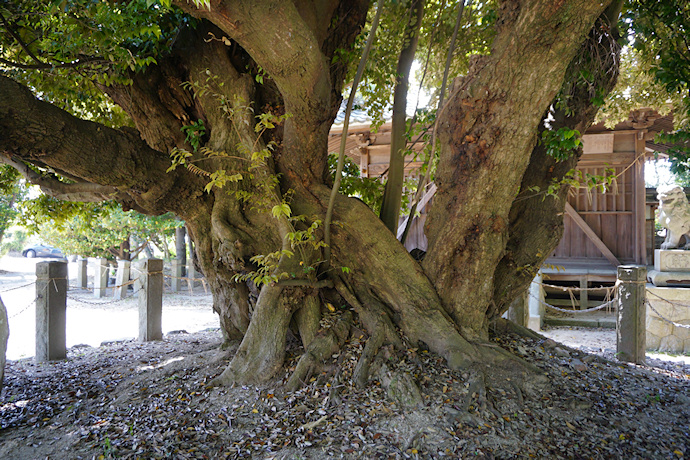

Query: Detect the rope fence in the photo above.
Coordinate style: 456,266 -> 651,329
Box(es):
527,291 -> 617,314
530,279 -> 618,313
529,277 -> 690,332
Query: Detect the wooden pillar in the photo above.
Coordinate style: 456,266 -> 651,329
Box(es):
93,257 -> 108,298
616,265 -> 646,364
137,259 -> 163,342
360,147 -> 370,178
114,259 -> 131,300
633,132 -> 647,264
35,261 -> 67,362
579,276 -> 588,310
76,258 -> 88,289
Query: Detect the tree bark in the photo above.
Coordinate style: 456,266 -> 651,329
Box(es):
379,0 -> 425,233
423,0 -> 614,339
0,0 -> 621,388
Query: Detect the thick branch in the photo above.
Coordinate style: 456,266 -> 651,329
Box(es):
0,155 -> 117,202
0,75 -> 204,214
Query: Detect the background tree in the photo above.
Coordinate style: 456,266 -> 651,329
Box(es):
626,0 -> 690,174
0,165 -> 26,252
0,0 -> 625,393
25,201 -> 181,260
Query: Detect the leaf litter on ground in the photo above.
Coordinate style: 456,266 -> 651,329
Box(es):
0,327 -> 688,459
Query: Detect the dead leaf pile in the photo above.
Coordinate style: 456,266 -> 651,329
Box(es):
1,328 -> 689,459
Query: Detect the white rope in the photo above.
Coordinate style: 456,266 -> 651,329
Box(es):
532,279 -> 620,292
528,291 -> 617,314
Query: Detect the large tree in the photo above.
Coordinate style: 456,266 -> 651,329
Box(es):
0,0 -> 623,389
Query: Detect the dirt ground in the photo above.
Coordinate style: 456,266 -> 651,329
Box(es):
1,254 -> 689,458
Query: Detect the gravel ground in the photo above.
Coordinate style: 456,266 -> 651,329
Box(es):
1,255 -> 689,458
0,324 -> 688,459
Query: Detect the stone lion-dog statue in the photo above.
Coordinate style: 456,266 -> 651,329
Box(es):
658,185 -> 690,249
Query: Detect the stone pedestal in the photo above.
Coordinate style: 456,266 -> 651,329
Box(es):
646,286 -> 690,353
648,250 -> 690,287
647,270 -> 690,287
655,249 -> 690,272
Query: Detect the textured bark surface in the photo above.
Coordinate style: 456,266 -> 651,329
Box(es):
423,0 -> 613,339
0,0 -> 618,387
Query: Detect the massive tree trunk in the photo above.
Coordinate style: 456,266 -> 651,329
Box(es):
0,0 -> 619,388
422,0 -> 615,340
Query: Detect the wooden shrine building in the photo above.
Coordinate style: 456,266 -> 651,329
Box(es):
328,109 -> 674,309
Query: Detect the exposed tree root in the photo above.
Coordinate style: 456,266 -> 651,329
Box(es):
211,284 -> 291,386
376,362 -> 423,408
285,311 -> 352,392
293,292 -> 321,349
462,370 -> 487,413
352,326 -> 385,389
333,277 -> 401,349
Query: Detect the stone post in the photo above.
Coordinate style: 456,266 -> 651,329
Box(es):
171,259 -> 183,292
186,260 -> 196,293
93,257 -> 108,298
527,271 -> 544,332
507,292 -> 528,327
76,258 -> 88,289
35,261 -> 67,362
616,265 -> 647,364
114,259 -> 131,300
137,258 -> 163,342
0,295 -> 8,391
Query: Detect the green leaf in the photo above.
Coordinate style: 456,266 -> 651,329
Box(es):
271,203 -> 292,219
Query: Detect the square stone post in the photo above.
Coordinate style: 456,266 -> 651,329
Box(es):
527,271 -> 544,332
186,261 -> 196,293
35,261 -> 67,362
616,265 -> 647,364
93,257 -> 108,298
114,259 -> 131,300
1,295 -> 9,391
137,258 -> 163,342
171,259 -> 183,292
76,258 -> 88,289
507,292 -> 528,327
